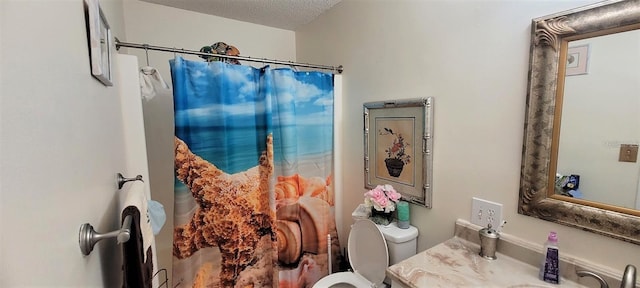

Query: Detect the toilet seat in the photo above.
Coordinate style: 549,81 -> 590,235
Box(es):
312,271 -> 371,287
312,219 -> 389,288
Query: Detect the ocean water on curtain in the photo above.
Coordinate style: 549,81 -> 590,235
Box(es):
174,124 -> 333,175
170,56 -> 340,288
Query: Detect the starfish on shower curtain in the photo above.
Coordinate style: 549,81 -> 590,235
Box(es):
173,134 -> 275,287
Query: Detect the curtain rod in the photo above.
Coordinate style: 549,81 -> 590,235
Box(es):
115,39 -> 343,74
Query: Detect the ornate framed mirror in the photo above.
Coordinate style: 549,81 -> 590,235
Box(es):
520,0 -> 640,244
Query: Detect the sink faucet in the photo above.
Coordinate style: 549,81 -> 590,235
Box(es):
577,265 -> 636,288
620,265 -> 636,288
577,270 -> 609,288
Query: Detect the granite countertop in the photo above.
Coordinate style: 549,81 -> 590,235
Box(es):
386,237 -> 587,288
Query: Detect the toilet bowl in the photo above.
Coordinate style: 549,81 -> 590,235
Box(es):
313,219 -> 389,288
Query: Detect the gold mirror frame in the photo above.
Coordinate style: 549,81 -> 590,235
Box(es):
520,0 -> 640,245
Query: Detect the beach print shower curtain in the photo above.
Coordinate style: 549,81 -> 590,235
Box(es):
171,56 -> 340,287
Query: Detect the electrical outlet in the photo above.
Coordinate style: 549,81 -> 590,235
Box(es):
471,197 -> 503,229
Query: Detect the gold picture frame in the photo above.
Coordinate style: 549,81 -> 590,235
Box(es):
364,98 -> 434,208
84,0 -> 113,86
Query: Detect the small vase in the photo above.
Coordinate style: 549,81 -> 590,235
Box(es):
370,208 -> 394,226
385,158 -> 404,177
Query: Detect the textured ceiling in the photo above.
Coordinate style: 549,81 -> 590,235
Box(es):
140,0 -> 342,31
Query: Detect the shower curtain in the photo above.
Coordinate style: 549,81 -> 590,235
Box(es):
170,56 -> 340,288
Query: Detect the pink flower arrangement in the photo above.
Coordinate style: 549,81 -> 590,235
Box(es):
364,184 -> 402,213
381,128 -> 411,165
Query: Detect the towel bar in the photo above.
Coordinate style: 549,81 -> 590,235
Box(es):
117,173 -> 143,189
79,214 -> 132,256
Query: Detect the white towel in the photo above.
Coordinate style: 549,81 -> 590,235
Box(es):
139,66 -> 170,101
121,181 -> 154,262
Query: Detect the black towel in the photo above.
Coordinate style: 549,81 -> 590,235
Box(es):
122,206 -> 154,288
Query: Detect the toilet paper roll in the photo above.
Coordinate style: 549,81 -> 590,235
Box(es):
397,201 -> 410,222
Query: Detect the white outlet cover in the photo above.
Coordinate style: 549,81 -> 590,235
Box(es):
471,197 -> 503,229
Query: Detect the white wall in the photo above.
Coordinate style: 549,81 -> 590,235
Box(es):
1,0 -> 129,286
122,0 -> 297,282
8,0 -> 635,285
296,0 -> 640,274
123,0 -> 296,81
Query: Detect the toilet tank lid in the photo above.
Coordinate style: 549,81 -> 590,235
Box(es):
378,222 -> 419,243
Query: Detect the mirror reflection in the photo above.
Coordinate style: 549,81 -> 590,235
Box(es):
555,29 -> 640,211
520,0 -> 640,245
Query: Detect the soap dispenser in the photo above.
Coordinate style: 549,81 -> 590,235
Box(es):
479,223 -> 499,260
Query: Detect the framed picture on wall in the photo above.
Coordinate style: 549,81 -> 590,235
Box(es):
84,0 -> 113,86
566,44 -> 589,76
363,98 -> 434,208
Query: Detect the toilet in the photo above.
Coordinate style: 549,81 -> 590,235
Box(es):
313,219 -> 418,288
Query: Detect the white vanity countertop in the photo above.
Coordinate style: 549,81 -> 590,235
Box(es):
386,237 -> 587,288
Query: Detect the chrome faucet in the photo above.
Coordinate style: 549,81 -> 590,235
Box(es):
577,270 -> 609,288
620,265 -> 636,288
576,265 -> 636,288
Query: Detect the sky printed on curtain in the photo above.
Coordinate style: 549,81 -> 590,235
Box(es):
172,59 -> 334,174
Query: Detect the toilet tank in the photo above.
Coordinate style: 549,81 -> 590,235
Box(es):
377,223 -> 419,265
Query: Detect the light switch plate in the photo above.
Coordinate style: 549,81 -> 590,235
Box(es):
619,144 -> 638,163
471,197 -> 503,229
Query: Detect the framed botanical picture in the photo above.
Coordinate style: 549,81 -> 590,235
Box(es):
84,0 -> 113,86
364,98 -> 434,208
566,44 -> 589,76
